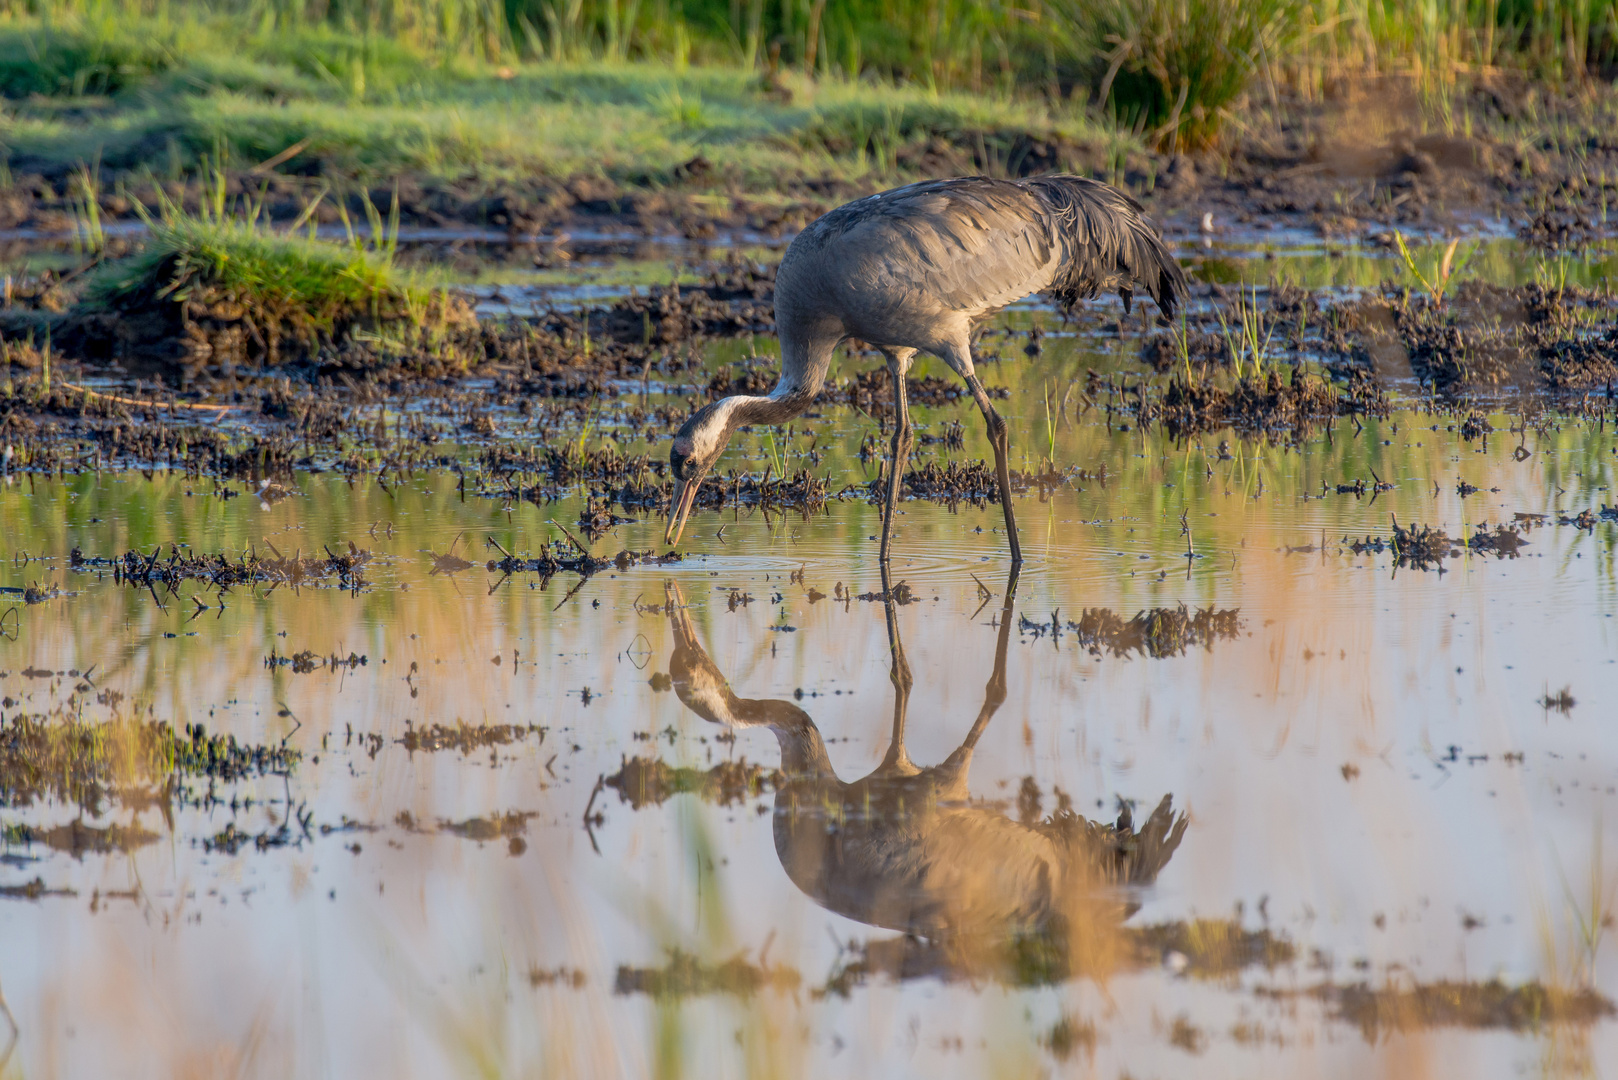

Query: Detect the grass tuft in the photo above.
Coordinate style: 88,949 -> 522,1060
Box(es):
0,14 -> 179,98
91,217 -> 435,332
1049,0 -> 1302,149
78,178 -> 468,370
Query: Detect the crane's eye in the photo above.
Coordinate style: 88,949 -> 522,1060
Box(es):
671,436 -> 695,476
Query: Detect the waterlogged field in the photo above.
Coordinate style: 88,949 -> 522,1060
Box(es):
1,241 -> 1617,1078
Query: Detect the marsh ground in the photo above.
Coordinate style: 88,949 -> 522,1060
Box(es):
3,226 -> 1618,1075
4,8 -> 1618,1070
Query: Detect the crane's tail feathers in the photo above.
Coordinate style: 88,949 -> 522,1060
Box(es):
1025,175 -> 1190,322
1034,793 -> 1188,888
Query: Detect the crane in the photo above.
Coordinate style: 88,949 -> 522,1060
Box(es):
664,175 -> 1189,563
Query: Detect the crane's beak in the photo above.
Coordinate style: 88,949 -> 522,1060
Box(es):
665,475 -> 702,547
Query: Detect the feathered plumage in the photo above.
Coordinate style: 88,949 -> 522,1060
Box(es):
778,174 -> 1187,330
666,174 -> 1190,561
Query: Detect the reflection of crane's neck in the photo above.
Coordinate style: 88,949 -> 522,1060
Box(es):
730,698 -> 835,780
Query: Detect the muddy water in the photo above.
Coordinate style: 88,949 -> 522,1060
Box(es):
4,252 -> 1618,1076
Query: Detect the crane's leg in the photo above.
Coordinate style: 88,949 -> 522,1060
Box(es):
937,331 -> 1021,565
878,347 -> 916,564
965,373 -> 1023,565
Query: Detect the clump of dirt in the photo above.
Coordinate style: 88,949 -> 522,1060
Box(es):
591,268 -> 775,347
854,580 -> 918,604
265,650 -> 367,674
73,540 -> 371,592
615,947 -> 802,999
1464,523 -> 1530,557
875,459 -> 1063,508
1375,517 -> 1530,570
397,720 -> 544,755
1398,309 -> 1515,390
1539,323 -> 1618,388
603,755 -> 781,810
1139,326 -> 1227,373
1021,605 -> 1242,658
15,245 -> 776,391
1389,518 -> 1454,570
60,241 -> 474,382
1159,368 -> 1379,435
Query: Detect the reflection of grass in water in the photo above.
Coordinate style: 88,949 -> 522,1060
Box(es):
1541,819 -> 1618,989
0,703 -> 299,814
615,947 -> 800,998
638,799 -> 807,1080
604,755 -> 779,809
817,915 -> 1295,995
1526,821 -> 1618,1078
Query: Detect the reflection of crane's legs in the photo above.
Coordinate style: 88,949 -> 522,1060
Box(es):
958,566 -> 1019,756
878,348 -> 915,565
877,560 -> 918,776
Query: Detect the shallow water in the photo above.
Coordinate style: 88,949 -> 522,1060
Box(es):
3,349 -> 1617,1077
4,222 -> 1618,1074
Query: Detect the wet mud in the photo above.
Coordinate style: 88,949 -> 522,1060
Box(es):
2,205 -> 1618,1077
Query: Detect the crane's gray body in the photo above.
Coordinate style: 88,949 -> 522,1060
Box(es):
665,174 -> 1188,563
770,175 -> 1187,398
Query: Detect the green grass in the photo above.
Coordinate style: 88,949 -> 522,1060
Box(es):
3,0 -> 1614,157
0,20 -> 1129,186
86,180 -> 451,341
0,11 -> 180,97
1046,0 -> 1303,149
0,0 -> 1615,194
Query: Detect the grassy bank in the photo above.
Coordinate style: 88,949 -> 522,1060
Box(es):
2,0 -> 1615,159
0,11 -> 1130,190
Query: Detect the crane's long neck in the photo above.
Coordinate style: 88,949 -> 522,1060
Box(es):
709,328 -> 839,437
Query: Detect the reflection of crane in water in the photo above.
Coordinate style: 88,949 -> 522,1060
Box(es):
664,176 -> 1189,564
661,573 -> 1185,938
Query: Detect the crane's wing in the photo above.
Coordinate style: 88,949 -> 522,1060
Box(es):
1023,175 -> 1190,318
804,178 -> 1067,324
788,176 -> 1187,327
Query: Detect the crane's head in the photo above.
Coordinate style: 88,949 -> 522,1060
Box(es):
665,400 -> 735,547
